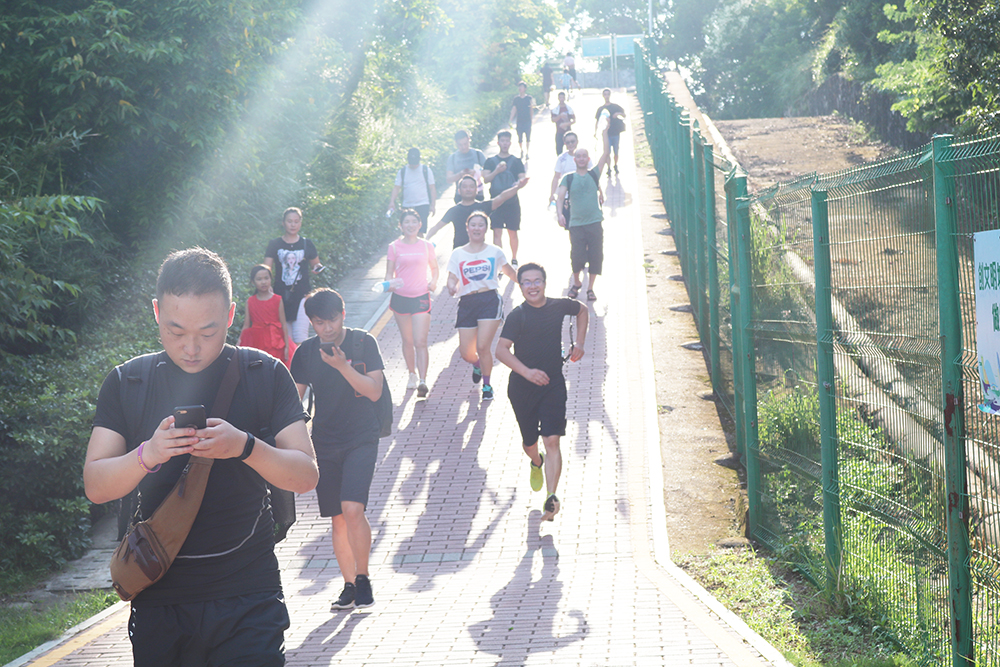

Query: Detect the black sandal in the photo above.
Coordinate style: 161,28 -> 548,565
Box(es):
568,284 -> 582,299
587,290 -> 597,301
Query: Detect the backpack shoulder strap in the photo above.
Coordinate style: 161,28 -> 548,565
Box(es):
398,166 -> 406,187
565,173 -> 574,190
589,169 -> 600,186
117,351 -> 163,451
237,347 -> 277,442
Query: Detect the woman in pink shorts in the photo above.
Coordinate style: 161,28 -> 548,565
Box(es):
385,209 -> 439,397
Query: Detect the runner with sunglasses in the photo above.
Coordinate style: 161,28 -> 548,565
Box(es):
495,262 -> 588,521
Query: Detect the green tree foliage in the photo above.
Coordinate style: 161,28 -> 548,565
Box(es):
695,0 -> 818,119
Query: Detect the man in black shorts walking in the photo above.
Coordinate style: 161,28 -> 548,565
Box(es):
508,81 -> 535,159
496,263 -> 589,521
483,130 -> 527,267
291,289 -> 385,612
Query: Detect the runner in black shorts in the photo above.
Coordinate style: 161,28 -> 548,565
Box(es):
483,131 -> 527,267
496,263 -> 589,521
508,81 -> 535,159
446,212 -> 518,402
385,209 -> 438,397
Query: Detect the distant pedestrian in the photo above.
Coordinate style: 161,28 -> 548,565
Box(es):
496,262 -> 588,521
388,148 -> 437,234
595,89 -> 627,176
509,82 -> 535,159
540,62 -> 554,108
292,289 -> 385,612
483,130 -> 527,267
385,209 -> 438,397
240,264 -> 294,367
446,212 -> 518,402
562,53 -> 578,88
445,130 -> 487,203
555,130 -> 611,301
427,174 -> 528,249
264,207 -> 325,344
551,92 -> 575,156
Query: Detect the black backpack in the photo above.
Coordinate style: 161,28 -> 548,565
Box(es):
398,164 -> 432,205
562,169 -> 602,225
349,329 -> 394,438
115,346 -> 296,542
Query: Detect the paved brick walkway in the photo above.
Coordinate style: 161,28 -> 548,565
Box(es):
14,90 -> 787,667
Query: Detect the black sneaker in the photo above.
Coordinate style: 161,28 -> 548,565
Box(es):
542,493 -> 560,521
614,164 -> 619,174
511,258 -> 518,268
330,582 -> 356,611
354,574 -> 374,611
472,365 -> 482,384
482,384 -> 494,401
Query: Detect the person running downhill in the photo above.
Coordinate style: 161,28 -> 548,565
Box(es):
508,81 -> 535,159
446,212 -> 518,402
482,130 -> 527,267
384,209 -> 439,397
427,174 -> 528,249
496,262 -> 588,522
594,88 -> 627,176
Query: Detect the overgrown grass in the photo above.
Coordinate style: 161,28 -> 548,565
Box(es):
677,547 -> 916,666
0,590 -> 118,665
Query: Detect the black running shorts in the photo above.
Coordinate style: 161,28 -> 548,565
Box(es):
456,290 -> 503,328
508,380 -> 568,446
390,292 -> 431,315
315,441 -> 379,517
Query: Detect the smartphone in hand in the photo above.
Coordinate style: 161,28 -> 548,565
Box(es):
173,405 -> 206,430
319,342 -> 338,356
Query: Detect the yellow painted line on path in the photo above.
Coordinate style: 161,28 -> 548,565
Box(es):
27,604 -> 129,667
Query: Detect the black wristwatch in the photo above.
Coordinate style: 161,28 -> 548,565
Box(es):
237,432 -> 256,461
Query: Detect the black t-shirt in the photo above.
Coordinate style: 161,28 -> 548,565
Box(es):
512,96 -> 534,127
439,201 -> 494,248
264,237 -> 318,319
484,155 -> 525,197
92,347 -> 307,606
596,103 -> 626,135
500,297 -> 582,388
290,330 -> 384,451
541,64 -> 553,86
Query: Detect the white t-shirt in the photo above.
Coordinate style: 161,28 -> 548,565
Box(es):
447,245 -> 509,297
554,152 -> 594,176
394,165 -> 435,207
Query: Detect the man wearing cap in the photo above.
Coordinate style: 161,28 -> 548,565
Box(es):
389,148 -> 438,234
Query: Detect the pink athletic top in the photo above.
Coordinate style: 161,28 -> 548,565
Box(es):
387,239 -> 436,298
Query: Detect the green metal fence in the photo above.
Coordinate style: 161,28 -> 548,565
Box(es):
637,42 -> 1000,666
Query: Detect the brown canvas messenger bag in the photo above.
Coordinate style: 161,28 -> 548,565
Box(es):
110,352 -> 241,601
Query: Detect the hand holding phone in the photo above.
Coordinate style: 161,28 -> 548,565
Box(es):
173,405 -> 206,430
319,342 -> 337,356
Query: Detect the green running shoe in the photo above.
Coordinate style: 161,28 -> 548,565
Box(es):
530,453 -> 544,492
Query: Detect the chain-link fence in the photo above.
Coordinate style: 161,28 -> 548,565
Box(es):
637,41 -> 1000,666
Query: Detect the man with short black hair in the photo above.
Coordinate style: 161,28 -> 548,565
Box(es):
483,130 -> 527,266
496,262 -> 588,522
389,147 -> 437,233
291,288 -> 385,612
445,129 -> 487,203
85,247 -> 318,666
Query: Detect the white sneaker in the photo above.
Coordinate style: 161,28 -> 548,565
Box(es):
407,373 -> 419,389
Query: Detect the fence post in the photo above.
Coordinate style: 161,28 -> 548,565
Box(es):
931,135 -> 973,667
726,173 -> 745,462
705,145 -> 721,392
693,123 -> 709,344
733,175 -> 760,538
811,188 -> 843,594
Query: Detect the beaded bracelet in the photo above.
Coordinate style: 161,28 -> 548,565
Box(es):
136,441 -> 162,473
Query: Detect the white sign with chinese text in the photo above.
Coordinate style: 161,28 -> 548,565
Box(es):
975,230 -> 1000,413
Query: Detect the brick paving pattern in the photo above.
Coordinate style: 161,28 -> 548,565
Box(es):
19,90 -> 781,667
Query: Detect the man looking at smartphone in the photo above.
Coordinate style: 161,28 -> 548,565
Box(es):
84,247 -> 319,666
291,288 -> 385,611
496,263 -> 588,522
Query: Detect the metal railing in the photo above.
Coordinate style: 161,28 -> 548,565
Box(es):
637,41 -> 1000,667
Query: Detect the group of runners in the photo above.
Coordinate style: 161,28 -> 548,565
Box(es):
82,79 -> 627,666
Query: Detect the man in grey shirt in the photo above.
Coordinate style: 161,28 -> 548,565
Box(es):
389,147 -> 437,233
445,130 -> 486,203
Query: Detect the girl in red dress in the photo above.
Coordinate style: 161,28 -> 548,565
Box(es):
240,264 -> 294,367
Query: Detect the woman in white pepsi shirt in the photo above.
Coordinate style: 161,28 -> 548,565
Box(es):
446,212 -> 517,402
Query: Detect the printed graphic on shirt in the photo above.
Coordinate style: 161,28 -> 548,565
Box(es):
277,248 -> 305,287
458,257 -> 497,287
